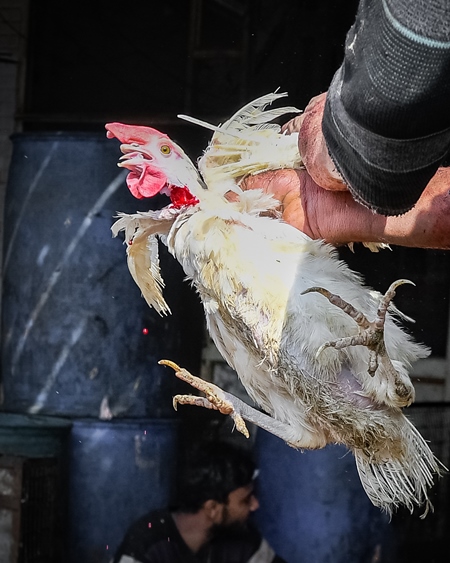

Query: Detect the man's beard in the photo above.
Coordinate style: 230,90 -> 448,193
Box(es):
208,507 -> 249,542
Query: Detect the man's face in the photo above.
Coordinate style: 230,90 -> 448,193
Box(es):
221,482 -> 259,526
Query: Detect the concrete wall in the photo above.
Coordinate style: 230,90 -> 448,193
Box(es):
0,0 -> 28,311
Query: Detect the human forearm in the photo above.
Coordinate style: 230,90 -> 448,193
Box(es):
303,169 -> 450,249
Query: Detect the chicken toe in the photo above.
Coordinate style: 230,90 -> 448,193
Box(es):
302,279 -> 416,407
159,359 -> 250,437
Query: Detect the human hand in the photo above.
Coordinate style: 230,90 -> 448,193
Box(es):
283,93 -> 347,192
240,166 -> 450,250
240,168 -> 362,242
240,93 -> 450,249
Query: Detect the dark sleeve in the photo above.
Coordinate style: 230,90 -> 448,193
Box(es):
112,511 -> 179,563
322,0 -> 450,215
112,520 -> 150,563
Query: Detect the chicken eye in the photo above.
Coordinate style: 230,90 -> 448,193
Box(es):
160,144 -> 171,155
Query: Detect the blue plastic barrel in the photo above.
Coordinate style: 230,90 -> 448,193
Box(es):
253,430 -> 393,563
2,132 -> 203,418
67,418 -> 179,563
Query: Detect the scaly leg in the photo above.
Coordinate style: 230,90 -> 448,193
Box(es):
158,360 -> 315,448
302,279 -> 415,406
160,359 -> 249,437
302,279 -> 413,375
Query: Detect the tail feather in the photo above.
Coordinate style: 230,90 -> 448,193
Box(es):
354,416 -> 446,518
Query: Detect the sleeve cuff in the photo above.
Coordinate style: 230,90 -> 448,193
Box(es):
323,67 -> 450,215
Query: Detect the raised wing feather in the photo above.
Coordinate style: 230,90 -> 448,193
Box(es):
220,91 -> 300,131
112,211 -> 176,315
179,92 -> 303,191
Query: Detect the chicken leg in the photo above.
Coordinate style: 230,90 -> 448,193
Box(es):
159,359 -> 308,447
302,279 -> 415,406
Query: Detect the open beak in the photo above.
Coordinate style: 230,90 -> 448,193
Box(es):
105,123 -> 168,199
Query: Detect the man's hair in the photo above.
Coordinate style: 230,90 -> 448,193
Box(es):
174,441 -> 256,513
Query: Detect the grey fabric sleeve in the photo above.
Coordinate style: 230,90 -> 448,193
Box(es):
322,0 -> 450,215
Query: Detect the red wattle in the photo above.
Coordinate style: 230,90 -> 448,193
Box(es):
126,163 -> 167,199
170,187 -> 199,208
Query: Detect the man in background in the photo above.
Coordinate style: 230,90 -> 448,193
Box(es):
112,441 -> 286,563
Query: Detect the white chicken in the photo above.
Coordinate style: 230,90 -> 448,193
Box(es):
106,93 -> 443,517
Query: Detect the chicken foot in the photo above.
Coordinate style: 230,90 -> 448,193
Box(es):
302,279 -> 415,406
158,359 -> 308,447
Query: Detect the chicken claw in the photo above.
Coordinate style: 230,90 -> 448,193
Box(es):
302,279 -> 414,378
302,279 -> 416,407
303,279 -> 415,406
158,359 -> 250,437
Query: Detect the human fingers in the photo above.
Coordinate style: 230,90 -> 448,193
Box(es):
281,114 -> 304,135
298,93 -> 347,191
